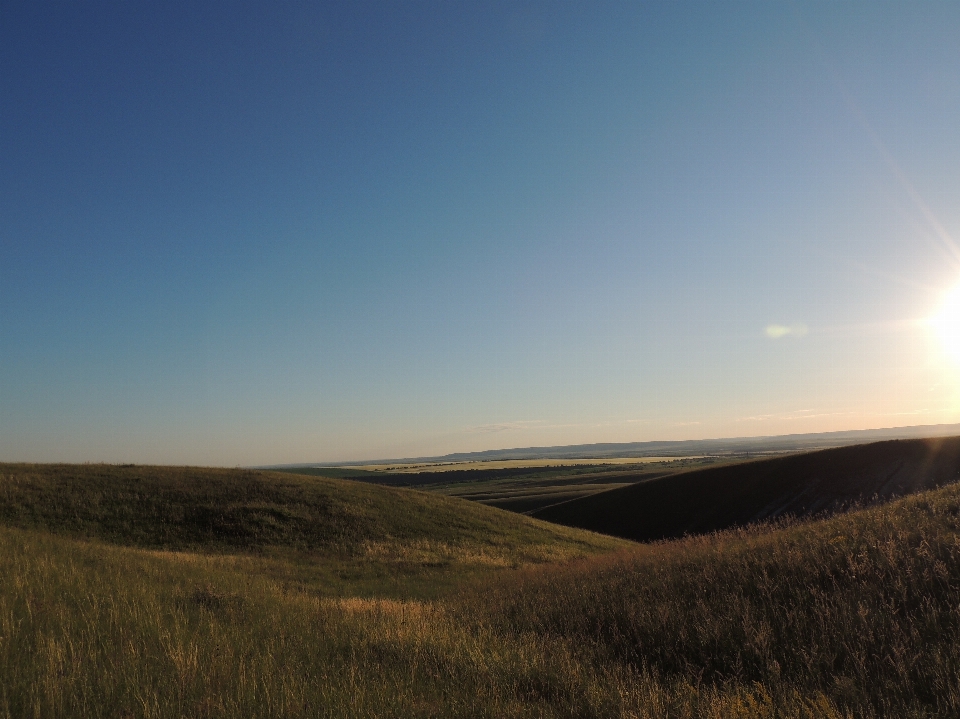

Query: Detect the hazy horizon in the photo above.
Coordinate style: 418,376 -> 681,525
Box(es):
258,421 -> 960,468
4,2 -> 960,465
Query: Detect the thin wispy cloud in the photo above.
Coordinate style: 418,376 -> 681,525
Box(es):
765,324 -> 808,339
736,409 -> 854,423
467,421 -> 545,434
465,418 -> 654,435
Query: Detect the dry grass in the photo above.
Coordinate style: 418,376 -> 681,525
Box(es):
0,525 -> 804,718
474,485 -> 960,717
2,462 -> 959,716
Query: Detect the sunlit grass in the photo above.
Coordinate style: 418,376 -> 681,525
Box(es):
2,462 -> 960,716
0,524 -> 854,718
477,485 -> 960,717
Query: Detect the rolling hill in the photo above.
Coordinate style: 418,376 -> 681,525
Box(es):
0,452 -> 960,719
532,436 -> 960,542
476,475 -> 960,717
4,455 -> 960,715
0,463 -> 625,598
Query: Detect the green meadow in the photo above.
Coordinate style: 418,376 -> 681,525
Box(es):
2,455 -> 960,717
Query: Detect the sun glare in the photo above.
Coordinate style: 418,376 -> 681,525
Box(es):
932,284 -> 960,363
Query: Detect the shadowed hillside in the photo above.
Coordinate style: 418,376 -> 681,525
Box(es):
532,436 -> 960,542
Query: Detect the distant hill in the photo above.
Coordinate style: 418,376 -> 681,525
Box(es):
531,436 -> 960,542
269,422 -> 960,468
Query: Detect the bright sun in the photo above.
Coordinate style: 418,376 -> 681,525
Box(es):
932,284 -> 960,363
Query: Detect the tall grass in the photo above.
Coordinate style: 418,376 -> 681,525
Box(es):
3,463 -> 960,716
475,486 -> 960,716
0,526 -> 821,718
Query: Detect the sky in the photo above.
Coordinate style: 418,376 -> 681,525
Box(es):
3,1 -> 960,465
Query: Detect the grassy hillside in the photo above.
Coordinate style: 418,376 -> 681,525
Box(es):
0,463 -> 624,598
4,466 -> 960,715
533,436 -> 960,541
475,479 -> 960,717
0,524 -> 658,719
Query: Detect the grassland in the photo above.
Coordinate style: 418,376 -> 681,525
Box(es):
2,454 -> 960,716
0,463 -> 622,598
476,481 -> 960,716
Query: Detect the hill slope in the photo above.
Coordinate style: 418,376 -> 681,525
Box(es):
532,436 -> 960,542
477,475 -> 960,716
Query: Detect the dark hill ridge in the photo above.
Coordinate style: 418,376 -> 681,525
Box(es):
531,436 -> 960,542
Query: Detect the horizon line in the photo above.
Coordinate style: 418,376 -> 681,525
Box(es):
258,421 -> 960,469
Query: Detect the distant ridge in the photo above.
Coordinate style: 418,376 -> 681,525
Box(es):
264,422 -> 960,468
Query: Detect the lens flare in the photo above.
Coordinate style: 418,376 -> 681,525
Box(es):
932,285 -> 960,363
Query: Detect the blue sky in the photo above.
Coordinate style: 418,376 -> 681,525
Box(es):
3,1 -> 960,464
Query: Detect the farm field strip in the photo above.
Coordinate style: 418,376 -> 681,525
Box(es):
337,456 -> 708,473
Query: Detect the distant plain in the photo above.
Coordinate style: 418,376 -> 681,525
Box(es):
341,456 -> 706,472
